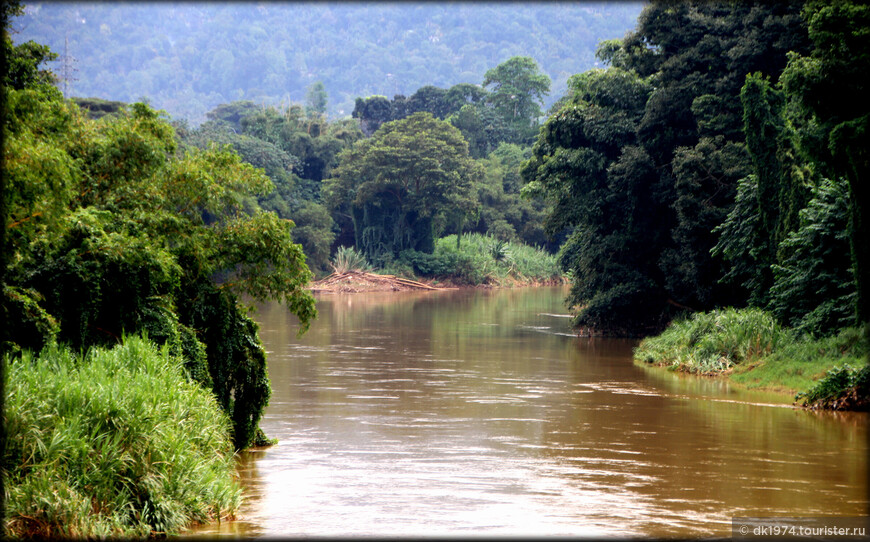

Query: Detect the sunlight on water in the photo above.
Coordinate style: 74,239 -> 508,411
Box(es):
188,287 -> 867,538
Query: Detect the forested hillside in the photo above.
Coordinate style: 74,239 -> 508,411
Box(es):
12,2 -> 643,124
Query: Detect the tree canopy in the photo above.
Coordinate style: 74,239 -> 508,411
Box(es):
482,56 -> 550,142
522,1 -> 846,336
324,112 -> 480,263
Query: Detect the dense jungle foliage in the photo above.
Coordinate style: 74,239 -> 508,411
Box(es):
2,1 -> 317,452
156,55 -> 558,278
3,0 -> 869,533
11,2 -> 643,123
522,0 -> 868,343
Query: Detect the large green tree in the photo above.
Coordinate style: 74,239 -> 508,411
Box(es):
522,68 -> 664,334
324,112 -> 480,263
482,56 -> 551,144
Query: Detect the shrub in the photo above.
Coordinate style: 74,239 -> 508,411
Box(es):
634,308 -> 794,373
400,247 -> 486,285
796,364 -> 870,409
330,245 -> 371,274
3,336 -> 242,537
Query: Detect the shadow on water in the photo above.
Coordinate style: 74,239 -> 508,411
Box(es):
186,286 -> 868,538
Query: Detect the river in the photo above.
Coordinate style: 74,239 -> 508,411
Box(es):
188,286 -> 867,538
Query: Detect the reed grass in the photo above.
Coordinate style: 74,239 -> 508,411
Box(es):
3,336 -> 242,538
635,308 -> 869,398
634,308 -> 793,373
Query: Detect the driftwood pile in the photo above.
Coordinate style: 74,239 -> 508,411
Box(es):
310,270 -> 444,292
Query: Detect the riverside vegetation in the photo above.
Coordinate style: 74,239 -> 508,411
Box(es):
2,0 -> 316,535
2,2 -> 560,535
634,309 -> 869,409
519,1 -> 868,408
324,234 -> 562,288
3,0 -> 868,537
5,338 -> 242,537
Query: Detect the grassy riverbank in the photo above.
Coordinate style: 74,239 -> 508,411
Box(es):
3,336 -> 242,537
633,308 -> 869,408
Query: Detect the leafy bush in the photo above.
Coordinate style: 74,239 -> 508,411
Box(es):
796,364 -> 870,410
3,336 -> 242,537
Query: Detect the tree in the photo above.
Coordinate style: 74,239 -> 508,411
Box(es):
661,136 -> 752,310
3,0 -> 58,92
305,80 -> 328,116
482,56 -> 550,143
522,68 -> 665,334
324,112 -> 480,263
288,201 -> 336,275
205,100 -> 261,132
352,95 -> 394,136
780,0 -> 870,325
525,2 -> 812,335
466,143 -> 552,247
769,178 -> 856,336
183,100 -> 363,274
716,72 -> 810,307
406,85 -> 450,119
601,2 -> 810,315
444,82 -> 488,112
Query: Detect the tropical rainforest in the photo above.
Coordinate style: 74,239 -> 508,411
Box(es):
2,0 -> 869,537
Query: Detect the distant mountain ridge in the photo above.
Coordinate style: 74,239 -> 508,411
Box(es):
14,2 -> 644,124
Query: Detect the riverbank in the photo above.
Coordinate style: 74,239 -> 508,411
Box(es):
314,234 -> 567,292
633,307 -> 869,410
3,337 -> 242,538
310,270 -> 567,293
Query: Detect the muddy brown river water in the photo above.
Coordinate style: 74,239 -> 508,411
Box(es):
188,286 -> 867,538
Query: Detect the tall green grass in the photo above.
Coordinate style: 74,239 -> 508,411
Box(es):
398,233 -> 563,286
3,336 -> 242,538
635,308 -> 869,399
634,308 -> 793,373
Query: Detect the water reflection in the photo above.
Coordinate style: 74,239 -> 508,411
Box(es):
188,287 -> 867,538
